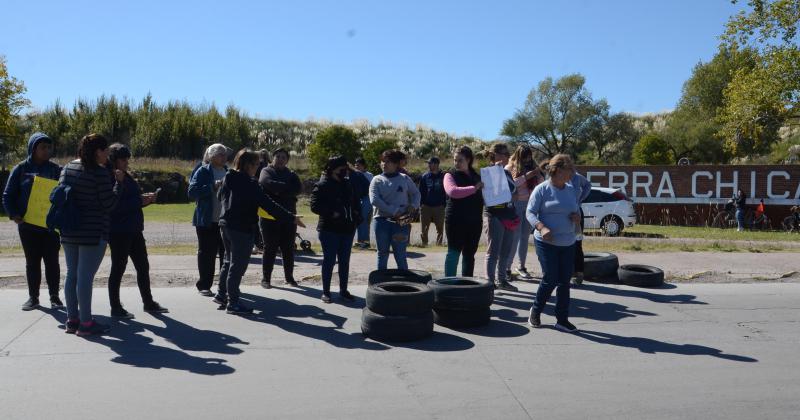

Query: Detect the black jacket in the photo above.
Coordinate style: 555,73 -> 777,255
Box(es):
310,175 -> 362,234
218,170 -> 294,233
258,165 -> 302,214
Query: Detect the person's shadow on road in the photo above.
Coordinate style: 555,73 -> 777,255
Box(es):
83,316 -> 242,375
574,329 -> 758,363
492,290 -> 656,323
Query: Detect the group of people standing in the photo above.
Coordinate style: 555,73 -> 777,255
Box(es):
3,133 -> 167,335
4,131 -> 592,335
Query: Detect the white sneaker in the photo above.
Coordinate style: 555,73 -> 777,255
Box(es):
515,267 -> 533,279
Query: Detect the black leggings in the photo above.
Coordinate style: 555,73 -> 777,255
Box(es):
18,226 -> 61,299
260,218 -> 297,283
196,224 -> 224,291
108,232 -> 154,308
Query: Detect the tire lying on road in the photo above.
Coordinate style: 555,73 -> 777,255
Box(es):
368,269 -> 433,286
583,252 -> 619,281
427,277 -> 494,310
361,308 -> 434,342
618,264 -> 664,287
432,307 -> 491,329
366,281 -> 434,316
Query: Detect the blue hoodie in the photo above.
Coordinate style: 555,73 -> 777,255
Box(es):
2,133 -> 61,230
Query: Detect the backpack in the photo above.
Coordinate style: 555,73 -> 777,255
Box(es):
46,183 -> 80,232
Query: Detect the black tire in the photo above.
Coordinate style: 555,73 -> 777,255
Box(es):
433,307 -> 491,329
427,277 -> 494,311
366,281 -> 434,316
618,264 -> 664,288
368,269 -> 433,286
361,308 -> 433,342
583,252 -> 619,280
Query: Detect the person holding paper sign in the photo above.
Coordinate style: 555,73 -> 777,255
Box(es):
482,143 -> 519,292
2,132 -> 63,311
526,154 -> 581,333
504,145 -> 542,280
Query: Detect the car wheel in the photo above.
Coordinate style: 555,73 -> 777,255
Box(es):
601,216 -> 622,236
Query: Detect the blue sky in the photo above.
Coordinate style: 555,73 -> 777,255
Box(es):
1,0 -> 747,139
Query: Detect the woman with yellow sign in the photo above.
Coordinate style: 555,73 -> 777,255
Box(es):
2,132 -> 63,311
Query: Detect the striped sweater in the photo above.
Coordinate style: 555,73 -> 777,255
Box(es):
59,160 -> 122,245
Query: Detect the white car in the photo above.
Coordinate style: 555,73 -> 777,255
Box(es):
581,187 -> 637,236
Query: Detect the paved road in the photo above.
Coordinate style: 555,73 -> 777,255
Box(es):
1,282 -> 798,419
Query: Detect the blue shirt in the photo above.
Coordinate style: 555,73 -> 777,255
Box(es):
527,180 -> 580,247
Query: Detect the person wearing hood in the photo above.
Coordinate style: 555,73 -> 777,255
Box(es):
309,156 -> 362,303
2,132 -> 64,311
214,149 -> 304,315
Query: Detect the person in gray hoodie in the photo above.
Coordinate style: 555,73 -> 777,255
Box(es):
368,149 -> 420,270
2,133 -> 63,311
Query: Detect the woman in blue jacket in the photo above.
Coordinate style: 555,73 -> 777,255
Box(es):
2,133 -> 63,311
106,143 -> 168,319
188,143 -> 228,296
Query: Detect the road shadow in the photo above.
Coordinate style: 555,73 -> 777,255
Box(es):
438,318 -> 530,339
406,251 -> 425,259
84,316 -> 239,375
581,283 -> 707,305
240,292 -> 389,351
248,254 -> 322,266
575,329 -> 758,363
492,290 -> 656,323
365,330 -> 475,351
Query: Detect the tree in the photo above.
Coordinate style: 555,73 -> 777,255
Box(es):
361,137 -> 398,175
0,55 -> 31,168
307,125 -> 361,175
501,74 -> 604,156
632,133 -> 673,165
719,0 -> 800,156
581,108 -> 639,164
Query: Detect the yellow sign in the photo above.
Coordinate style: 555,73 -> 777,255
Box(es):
257,207 -> 276,221
23,176 -> 59,228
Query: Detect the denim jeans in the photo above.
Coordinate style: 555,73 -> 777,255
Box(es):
217,227 -> 254,305
736,209 -> 745,230
63,240 -> 107,323
531,239 -> 575,321
485,215 -> 516,283
357,197 -> 372,243
319,230 -> 355,294
505,200 -> 532,272
374,218 -> 410,270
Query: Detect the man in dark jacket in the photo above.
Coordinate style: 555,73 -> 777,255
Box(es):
418,157 -> 446,246
2,133 -> 63,310
258,148 -> 302,288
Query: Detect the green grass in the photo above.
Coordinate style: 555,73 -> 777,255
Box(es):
623,224 -> 800,243
142,199 -> 318,224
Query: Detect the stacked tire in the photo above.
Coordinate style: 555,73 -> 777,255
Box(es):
428,277 -> 493,329
368,269 -> 433,286
583,252 -> 619,282
362,281 -> 434,342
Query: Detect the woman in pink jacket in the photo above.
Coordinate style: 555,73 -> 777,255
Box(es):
443,146 -> 484,277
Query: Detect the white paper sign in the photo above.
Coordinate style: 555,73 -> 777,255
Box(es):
480,165 -> 512,206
